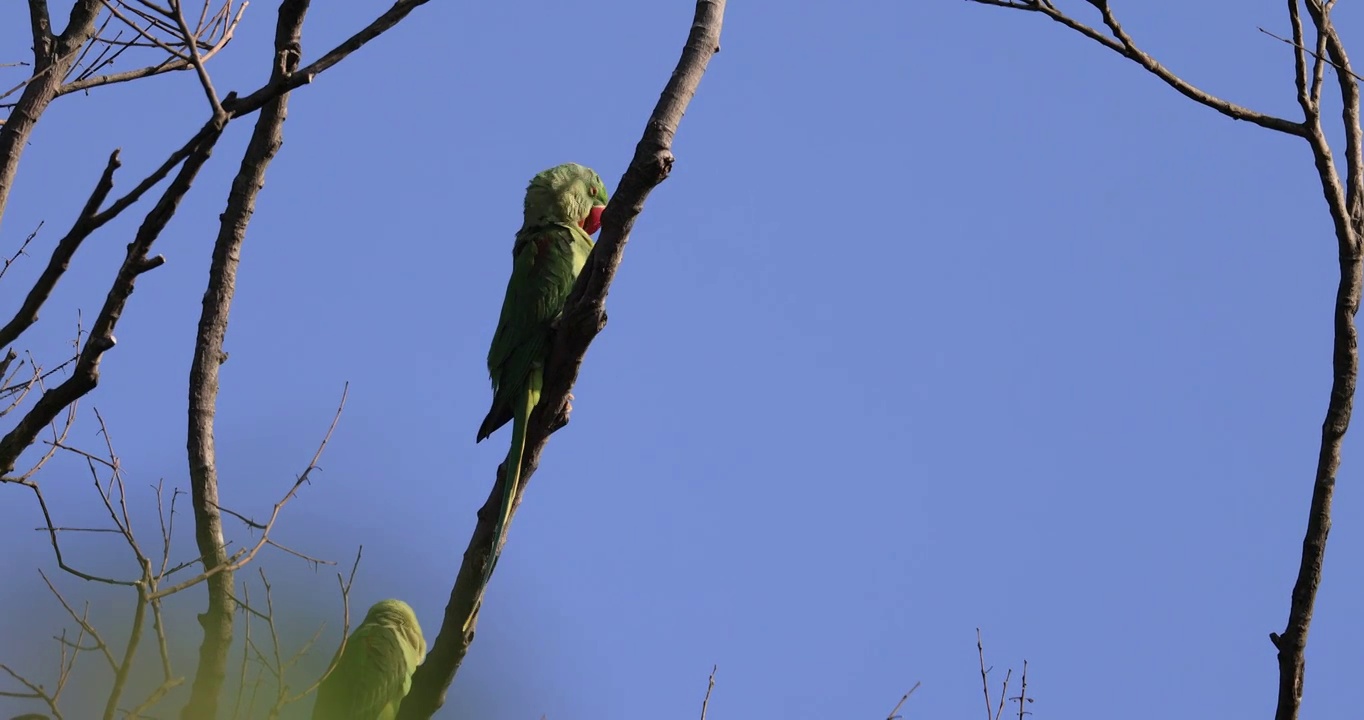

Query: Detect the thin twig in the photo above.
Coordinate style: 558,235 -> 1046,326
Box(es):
885,681 -> 920,720
168,0 -> 224,115
0,220 -> 41,282
1014,660 -> 1030,720
994,668 -> 1012,720
964,0 -> 1305,136
699,665 -> 716,720
152,383 -> 348,601
1259,25 -> 1364,83
976,628 -> 997,720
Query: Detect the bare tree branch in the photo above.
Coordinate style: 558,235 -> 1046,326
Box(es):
0,5 -> 103,232
964,0 -> 1306,135
221,0 -> 441,119
2,2 -> 449,718
1263,6 -> 1361,719
167,0 -> 224,116
699,666 -> 717,720
1013,660 -> 1031,720
885,681 -> 920,720
0,152 -> 120,352
56,2 -> 246,97
28,1 -> 55,67
0,221 -> 42,283
0,121 -> 223,481
965,2 -> 1359,719
398,2 -> 727,716
180,3 -> 309,716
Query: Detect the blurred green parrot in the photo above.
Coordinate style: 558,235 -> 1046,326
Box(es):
476,163 -> 609,586
311,599 -> 426,720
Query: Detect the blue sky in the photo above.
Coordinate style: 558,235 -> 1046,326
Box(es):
2,1 -> 1362,717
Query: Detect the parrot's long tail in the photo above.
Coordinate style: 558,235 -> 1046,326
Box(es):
471,370 -> 540,622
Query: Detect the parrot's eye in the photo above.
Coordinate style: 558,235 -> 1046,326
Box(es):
588,186 -> 597,197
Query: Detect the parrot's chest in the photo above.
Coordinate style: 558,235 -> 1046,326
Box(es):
569,236 -> 594,275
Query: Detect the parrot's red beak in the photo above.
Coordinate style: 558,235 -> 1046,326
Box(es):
581,204 -> 604,235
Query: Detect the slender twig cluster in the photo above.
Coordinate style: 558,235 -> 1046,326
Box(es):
0,1 -> 245,113
977,629 -> 1031,720
0,1 -> 452,718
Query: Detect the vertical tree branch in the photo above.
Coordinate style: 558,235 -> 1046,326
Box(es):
1269,6 -> 1361,719
963,2 -> 1360,718
180,3 -> 310,718
27,1 -> 54,65
397,2 -> 726,717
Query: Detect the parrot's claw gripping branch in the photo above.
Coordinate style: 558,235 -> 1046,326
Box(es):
397,2 -> 727,718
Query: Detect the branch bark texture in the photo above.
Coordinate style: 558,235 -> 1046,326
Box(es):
180,3 -> 311,718
398,2 -> 726,717
0,1 -> 103,233
963,2 -> 1358,718
0,122 -> 224,480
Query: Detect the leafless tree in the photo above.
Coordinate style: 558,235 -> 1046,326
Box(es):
961,2 -> 1357,719
1,0 -> 727,718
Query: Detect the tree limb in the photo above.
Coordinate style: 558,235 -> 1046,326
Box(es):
966,2 -> 1360,719
221,0 -> 440,119
180,3 -> 309,717
28,1 -> 54,66
56,2 -> 247,97
0,9 -> 100,234
1263,6 -> 1361,720
0,120 -> 223,481
397,2 -> 726,717
964,0 -> 1306,136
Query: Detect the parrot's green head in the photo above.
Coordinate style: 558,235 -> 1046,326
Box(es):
365,599 -> 427,661
523,162 -> 609,235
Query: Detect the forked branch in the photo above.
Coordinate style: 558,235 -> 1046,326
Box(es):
962,2 -> 1360,719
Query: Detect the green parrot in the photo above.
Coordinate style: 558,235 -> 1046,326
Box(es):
311,599 -> 426,720
476,162 -> 609,585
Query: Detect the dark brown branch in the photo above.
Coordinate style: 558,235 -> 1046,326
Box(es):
0,0 -> 105,230
180,3 -> 308,718
0,121 -> 222,481
699,666 -> 717,720
221,0 -> 439,119
0,220 -> 43,283
1259,25 -> 1364,85
58,56 -> 180,94
397,2 -> 726,717
168,0 -> 224,116
0,54 -> 86,232
56,2 -> 247,97
1287,2 -> 1313,117
28,2 -> 54,66
65,11 -> 116,86
968,3 -> 1359,720
964,0 -> 1306,136
96,2 -> 192,63
58,1 -> 106,48
0,152 -> 119,351
1265,6 -> 1360,720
